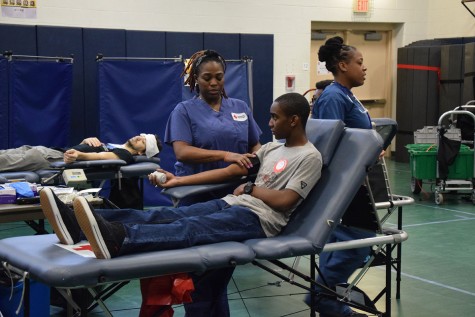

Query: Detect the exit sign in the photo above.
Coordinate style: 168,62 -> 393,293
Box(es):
354,0 -> 370,13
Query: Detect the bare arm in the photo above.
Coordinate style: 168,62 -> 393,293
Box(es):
233,184 -> 302,213
149,163 -> 249,188
173,141 -> 257,168
63,149 -> 119,163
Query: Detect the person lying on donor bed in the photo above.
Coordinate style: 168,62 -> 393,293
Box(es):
39,93 -> 322,258
0,134 -> 162,172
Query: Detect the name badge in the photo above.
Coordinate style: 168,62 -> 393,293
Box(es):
231,112 -> 248,122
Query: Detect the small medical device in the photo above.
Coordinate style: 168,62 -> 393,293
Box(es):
62,169 -> 88,186
152,171 -> 167,184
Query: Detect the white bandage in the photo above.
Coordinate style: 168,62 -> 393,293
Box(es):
141,133 -> 159,158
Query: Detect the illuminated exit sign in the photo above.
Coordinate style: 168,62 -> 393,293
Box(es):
353,0 -> 370,13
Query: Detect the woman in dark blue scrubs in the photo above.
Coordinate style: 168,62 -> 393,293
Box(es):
308,36 -> 375,317
164,50 -> 262,317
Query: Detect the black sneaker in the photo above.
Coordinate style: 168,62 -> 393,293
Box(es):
40,187 -> 82,245
73,196 -> 125,259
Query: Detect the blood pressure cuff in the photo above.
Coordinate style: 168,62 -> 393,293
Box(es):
248,156 -> 261,175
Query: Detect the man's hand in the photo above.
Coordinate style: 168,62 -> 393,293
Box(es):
233,183 -> 247,196
81,137 -> 102,147
63,149 -> 79,163
148,169 -> 178,188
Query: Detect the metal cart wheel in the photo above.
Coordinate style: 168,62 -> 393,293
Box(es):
411,177 -> 422,194
435,191 -> 444,205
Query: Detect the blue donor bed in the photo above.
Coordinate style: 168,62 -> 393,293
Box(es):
0,119 -> 400,317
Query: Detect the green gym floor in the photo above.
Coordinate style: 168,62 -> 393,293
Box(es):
1,158 -> 474,317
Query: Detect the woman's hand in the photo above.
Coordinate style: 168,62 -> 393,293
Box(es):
224,152 -> 256,169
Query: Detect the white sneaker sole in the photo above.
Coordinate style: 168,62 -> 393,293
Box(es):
73,196 -> 111,259
40,188 -> 74,245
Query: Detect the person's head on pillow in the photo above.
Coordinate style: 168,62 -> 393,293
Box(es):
127,134 -> 162,158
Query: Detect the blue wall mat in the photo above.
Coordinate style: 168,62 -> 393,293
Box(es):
9,61 -> 73,148
204,33 -> 240,59
126,30 -> 166,57
83,28 -> 127,138
0,24 -> 37,55
165,32 -> 203,58
0,57 -> 8,149
181,61 -> 251,107
37,26 -> 85,145
240,34 -> 274,143
98,60 -> 183,206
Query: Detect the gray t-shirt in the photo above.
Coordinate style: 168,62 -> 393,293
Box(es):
222,141 -> 322,237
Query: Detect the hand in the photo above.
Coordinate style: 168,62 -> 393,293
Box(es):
379,150 -> 386,159
233,183 -> 246,196
63,149 -> 79,163
81,137 -> 102,147
148,169 -> 177,188
224,152 -> 256,169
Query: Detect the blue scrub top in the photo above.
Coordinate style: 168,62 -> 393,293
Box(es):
164,96 -> 262,176
312,82 -> 372,129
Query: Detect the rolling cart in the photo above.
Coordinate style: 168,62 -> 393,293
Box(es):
434,106 -> 475,204
406,107 -> 475,204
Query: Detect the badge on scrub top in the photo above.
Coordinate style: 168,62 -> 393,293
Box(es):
231,113 -> 248,121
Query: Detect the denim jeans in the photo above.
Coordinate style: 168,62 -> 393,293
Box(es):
305,225 -> 374,315
96,199 -> 266,256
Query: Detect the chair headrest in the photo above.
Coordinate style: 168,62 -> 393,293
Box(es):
306,119 -> 345,166
372,118 -> 398,150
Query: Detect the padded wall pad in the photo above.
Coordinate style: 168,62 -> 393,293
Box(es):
426,46 -> 441,126
0,24 -> 36,55
0,58 -> 7,149
464,42 -> 475,103
126,31 -> 166,57
165,32 -> 204,58
395,131 -> 414,163
37,26 -> 85,145
440,44 -> 464,115
83,28 -> 127,137
240,34 -> 274,143
412,47 -> 431,130
396,48 -> 411,132
204,33 -> 240,59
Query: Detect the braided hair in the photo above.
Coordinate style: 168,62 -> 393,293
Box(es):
318,36 -> 356,75
181,49 -> 228,98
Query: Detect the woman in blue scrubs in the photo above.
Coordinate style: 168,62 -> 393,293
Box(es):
165,50 -> 262,178
308,36 -> 375,317
164,49 -> 262,317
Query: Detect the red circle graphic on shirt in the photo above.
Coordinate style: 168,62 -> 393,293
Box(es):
274,159 -> 288,173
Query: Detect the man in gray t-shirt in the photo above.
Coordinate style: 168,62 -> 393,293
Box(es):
223,140 -> 320,237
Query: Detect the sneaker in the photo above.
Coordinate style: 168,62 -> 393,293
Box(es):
40,187 -> 82,245
305,293 -> 368,317
73,196 -> 125,259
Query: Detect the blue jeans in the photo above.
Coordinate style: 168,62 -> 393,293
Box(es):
96,199 -> 266,256
305,225 -> 374,315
